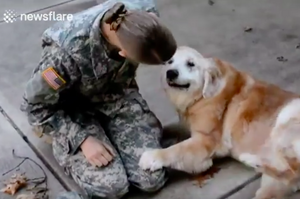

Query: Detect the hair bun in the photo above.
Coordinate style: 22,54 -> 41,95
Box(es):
103,2 -> 127,30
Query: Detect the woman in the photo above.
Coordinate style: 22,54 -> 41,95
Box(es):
20,0 -> 177,198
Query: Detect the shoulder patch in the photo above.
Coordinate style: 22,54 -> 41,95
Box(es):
42,67 -> 66,90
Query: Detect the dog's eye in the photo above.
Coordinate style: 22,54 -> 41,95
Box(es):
167,59 -> 173,64
187,60 -> 195,67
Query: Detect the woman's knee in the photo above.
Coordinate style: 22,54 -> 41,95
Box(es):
75,171 -> 129,199
66,152 -> 130,199
132,168 -> 168,193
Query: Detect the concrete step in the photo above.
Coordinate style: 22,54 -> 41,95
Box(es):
1,0 -> 300,198
228,179 -> 300,199
0,111 -> 65,199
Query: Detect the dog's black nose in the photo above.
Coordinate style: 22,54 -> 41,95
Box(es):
166,69 -> 179,81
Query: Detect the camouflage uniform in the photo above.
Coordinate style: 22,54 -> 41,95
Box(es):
20,0 -> 167,198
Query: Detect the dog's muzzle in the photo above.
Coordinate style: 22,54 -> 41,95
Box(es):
166,69 -> 190,89
166,69 -> 179,81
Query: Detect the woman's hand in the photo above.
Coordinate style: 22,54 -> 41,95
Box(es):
80,136 -> 116,167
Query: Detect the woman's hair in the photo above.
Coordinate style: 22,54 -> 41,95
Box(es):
103,2 -> 177,65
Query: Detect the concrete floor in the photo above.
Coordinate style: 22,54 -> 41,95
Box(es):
0,0 -> 300,198
0,111 -> 65,199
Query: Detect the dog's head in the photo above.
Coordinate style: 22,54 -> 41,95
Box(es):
162,46 -> 224,111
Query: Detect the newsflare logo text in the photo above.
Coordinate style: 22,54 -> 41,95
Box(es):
3,10 -> 73,23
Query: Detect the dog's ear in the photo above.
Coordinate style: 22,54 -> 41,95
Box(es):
202,59 -> 222,98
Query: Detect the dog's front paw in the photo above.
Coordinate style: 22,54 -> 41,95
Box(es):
139,150 -> 164,172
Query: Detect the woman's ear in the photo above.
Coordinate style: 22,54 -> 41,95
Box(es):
118,50 -> 126,57
148,12 -> 158,17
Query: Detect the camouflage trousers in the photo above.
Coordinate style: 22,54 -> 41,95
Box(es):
50,92 -> 167,199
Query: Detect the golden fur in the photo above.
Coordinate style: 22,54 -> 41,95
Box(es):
139,46 -> 300,199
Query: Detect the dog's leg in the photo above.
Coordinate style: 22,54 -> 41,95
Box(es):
252,174 -> 292,199
139,135 -> 215,173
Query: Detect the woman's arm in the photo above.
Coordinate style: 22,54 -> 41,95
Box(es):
21,45 -> 90,154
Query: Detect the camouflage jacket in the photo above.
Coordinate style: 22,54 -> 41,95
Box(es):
20,0 -> 159,153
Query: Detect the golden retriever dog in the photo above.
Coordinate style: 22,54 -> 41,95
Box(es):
139,46 -> 300,199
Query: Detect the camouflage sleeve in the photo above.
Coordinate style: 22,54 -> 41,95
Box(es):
22,46 -> 90,154
115,0 -> 160,16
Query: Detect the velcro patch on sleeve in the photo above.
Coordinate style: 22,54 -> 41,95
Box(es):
42,67 -> 66,90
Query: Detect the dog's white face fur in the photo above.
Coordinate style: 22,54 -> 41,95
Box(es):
161,46 -> 224,112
